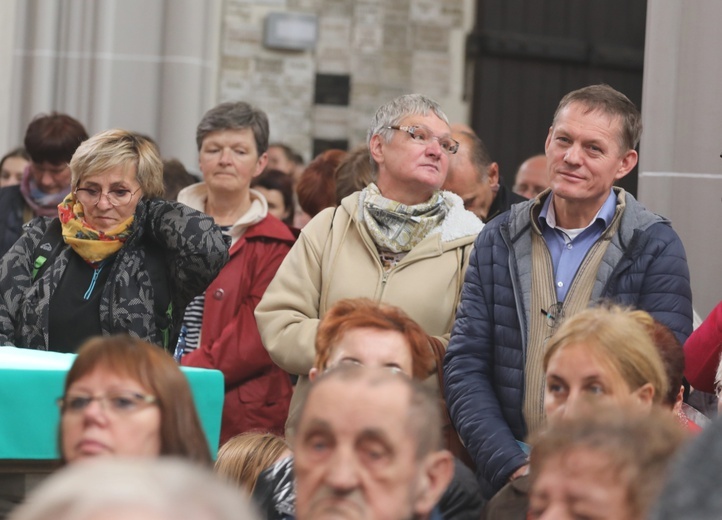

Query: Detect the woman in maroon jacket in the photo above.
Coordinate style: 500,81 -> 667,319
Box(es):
177,101 -> 295,444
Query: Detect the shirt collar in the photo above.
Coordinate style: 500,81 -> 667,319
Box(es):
538,189 -> 617,231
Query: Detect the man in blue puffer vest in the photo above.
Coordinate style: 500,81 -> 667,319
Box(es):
443,84 -> 693,499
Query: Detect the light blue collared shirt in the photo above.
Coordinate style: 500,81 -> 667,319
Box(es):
538,190 -> 617,301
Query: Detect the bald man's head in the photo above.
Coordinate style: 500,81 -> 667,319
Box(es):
513,154 -> 548,199
294,366 -> 454,520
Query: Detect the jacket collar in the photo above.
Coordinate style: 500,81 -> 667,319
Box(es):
177,183 -> 269,245
505,187 -> 665,245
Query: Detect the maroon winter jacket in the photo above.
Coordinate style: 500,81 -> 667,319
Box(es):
182,214 -> 295,445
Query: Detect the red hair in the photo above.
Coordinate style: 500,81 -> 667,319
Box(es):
296,149 -> 347,216
314,298 -> 434,379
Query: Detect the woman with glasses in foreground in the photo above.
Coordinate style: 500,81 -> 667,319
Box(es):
0,129 -> 228,352
57,334 -> 211,464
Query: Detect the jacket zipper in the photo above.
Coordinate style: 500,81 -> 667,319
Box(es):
83,262 -> 106,300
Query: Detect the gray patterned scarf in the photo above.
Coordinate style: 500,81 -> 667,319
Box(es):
360,183 -> 447,253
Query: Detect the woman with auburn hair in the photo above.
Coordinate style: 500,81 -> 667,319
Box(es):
0,129 -> 228,352
214,432 -> 290,493
311,297 -> 434,380
0,113 -> 88,258
57,334 -> 212,465
295,149 -> 347,218
254,298 -> 483,520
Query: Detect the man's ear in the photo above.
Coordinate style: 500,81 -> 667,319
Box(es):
487,162 -> 500,187
413,450 -> 455,517
614,149 -> 638,180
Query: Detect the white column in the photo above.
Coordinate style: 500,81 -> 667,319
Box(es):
640,0 -> 722,317
4,0 -> 222,171
0,0 -> 22,151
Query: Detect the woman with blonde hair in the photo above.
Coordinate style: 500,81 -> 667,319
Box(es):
484,305 -> 679,520
542,305 -> 669,419
214,432 -> 290,493
0,129 -> 228,352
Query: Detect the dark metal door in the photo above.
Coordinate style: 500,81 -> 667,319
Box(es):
467,0 -> 646,195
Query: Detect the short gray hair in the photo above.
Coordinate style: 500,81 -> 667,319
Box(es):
9,458 -> 260,520
367,94 -> 450,145
196,101 -> 269,155
366,94 -> 450,171
296,365 -> 443,459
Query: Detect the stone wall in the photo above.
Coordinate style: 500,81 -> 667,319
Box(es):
218,0 -> 469,161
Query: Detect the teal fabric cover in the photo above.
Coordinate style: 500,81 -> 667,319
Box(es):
0,347 -> 224,460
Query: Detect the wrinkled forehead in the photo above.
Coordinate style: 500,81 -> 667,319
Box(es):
399,111 -> 452,134
557,100 -> 620,125
554,102 -> 626,146
329,327 -> 413,365
298,376 -> 412,433
548,447 -> 626,485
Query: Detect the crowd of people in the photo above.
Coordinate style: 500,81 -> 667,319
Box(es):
0,84 -> 719,520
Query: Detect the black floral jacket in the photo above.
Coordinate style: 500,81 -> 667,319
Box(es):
0,198 -> 229,350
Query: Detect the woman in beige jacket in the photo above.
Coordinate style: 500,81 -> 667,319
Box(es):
255,94 -> 483,433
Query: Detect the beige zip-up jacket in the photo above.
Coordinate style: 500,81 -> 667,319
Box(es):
255,190 -> 483,434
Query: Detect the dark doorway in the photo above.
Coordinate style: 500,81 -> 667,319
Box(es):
467,1 -> 646,196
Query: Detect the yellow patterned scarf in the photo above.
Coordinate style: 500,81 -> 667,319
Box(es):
361,183 -> 447,253
57,193 -> 134,264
